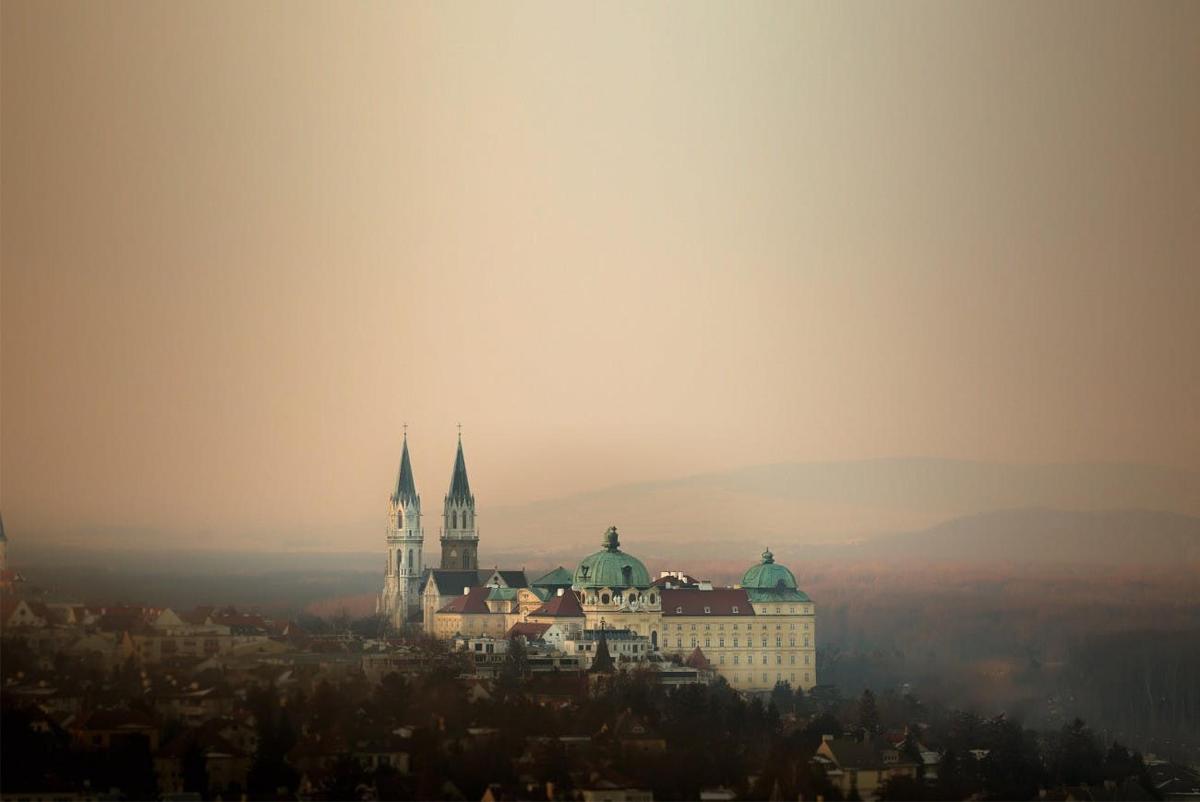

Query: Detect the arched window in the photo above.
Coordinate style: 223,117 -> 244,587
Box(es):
451,511 -> 457,528
462,553 -> 470,569
463,512 -> 470,528
396,552 -> 402,572
408,548 -> 413,568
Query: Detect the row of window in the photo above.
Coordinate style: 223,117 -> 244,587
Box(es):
590,591 -> 657,606
682,635 -> 813,648
731,672 -> 812,685
674,621 -> 811,631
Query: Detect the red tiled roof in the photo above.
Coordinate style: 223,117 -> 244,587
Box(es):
528,590 -> 584,618
437,585 -> 492,614
506,622 -> 552,640
661,588 -> 754,616
662,585 -> 753,619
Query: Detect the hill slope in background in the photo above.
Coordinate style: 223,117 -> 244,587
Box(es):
482,458 -> 1200,555
826,507 -> 1200,565
12,459 -> 1199,562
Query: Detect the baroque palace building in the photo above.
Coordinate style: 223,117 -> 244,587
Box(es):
378,432 -> 817,691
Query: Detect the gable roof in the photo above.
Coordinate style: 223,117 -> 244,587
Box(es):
437,586 -> 492,615
529,590 -> 585,618
661,588 -> 754,616
531,567 -> 573,588
425,569 -> 488,596
506,622 -> 552,640
486,569 -> 529,589
486,586 -> 519,601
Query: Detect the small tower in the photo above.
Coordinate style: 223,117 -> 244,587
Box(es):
440,432 -> 478,570
378,433 -> 424,628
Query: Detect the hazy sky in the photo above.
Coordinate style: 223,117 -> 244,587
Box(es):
3,1 -> 1198,545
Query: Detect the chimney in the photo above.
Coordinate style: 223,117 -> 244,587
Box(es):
557,588 -> 565,596
464,587 -> 471,596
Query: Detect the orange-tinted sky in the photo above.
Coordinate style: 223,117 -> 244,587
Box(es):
3,1 -> 1198,544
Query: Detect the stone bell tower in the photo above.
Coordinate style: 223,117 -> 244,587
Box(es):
378,432 -> 423,627
440,432 -> 478,570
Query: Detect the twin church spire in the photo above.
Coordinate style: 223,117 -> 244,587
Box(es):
378,430 -> 479,628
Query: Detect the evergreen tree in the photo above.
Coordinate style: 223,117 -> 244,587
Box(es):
857,689 -> 880,735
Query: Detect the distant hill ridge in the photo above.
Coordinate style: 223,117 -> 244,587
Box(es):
832,507 -> 1200,565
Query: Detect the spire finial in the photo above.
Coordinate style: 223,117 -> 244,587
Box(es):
403,422 -> 408,439
457,422 -> 462,441
762,547 -> 774,564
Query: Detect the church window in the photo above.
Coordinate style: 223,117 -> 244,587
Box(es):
789,637 -> 796,647
775,636 -> 782,647
676,638 -> 682,648
408,549 -> 413,567
463,554 -> 469,568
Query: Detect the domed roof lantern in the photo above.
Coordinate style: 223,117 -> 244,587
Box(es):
572,526 -> 651,590
603,526 -> 620,552
741,547 -> 798,590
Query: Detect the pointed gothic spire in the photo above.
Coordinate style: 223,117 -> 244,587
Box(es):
391,435 -> 418,506
447,434 -> 472,502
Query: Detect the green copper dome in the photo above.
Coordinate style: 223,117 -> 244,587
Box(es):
741,548 -> 798,590
572,527 -> 652,590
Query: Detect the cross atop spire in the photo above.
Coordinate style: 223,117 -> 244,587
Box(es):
391,436 -> 418,506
